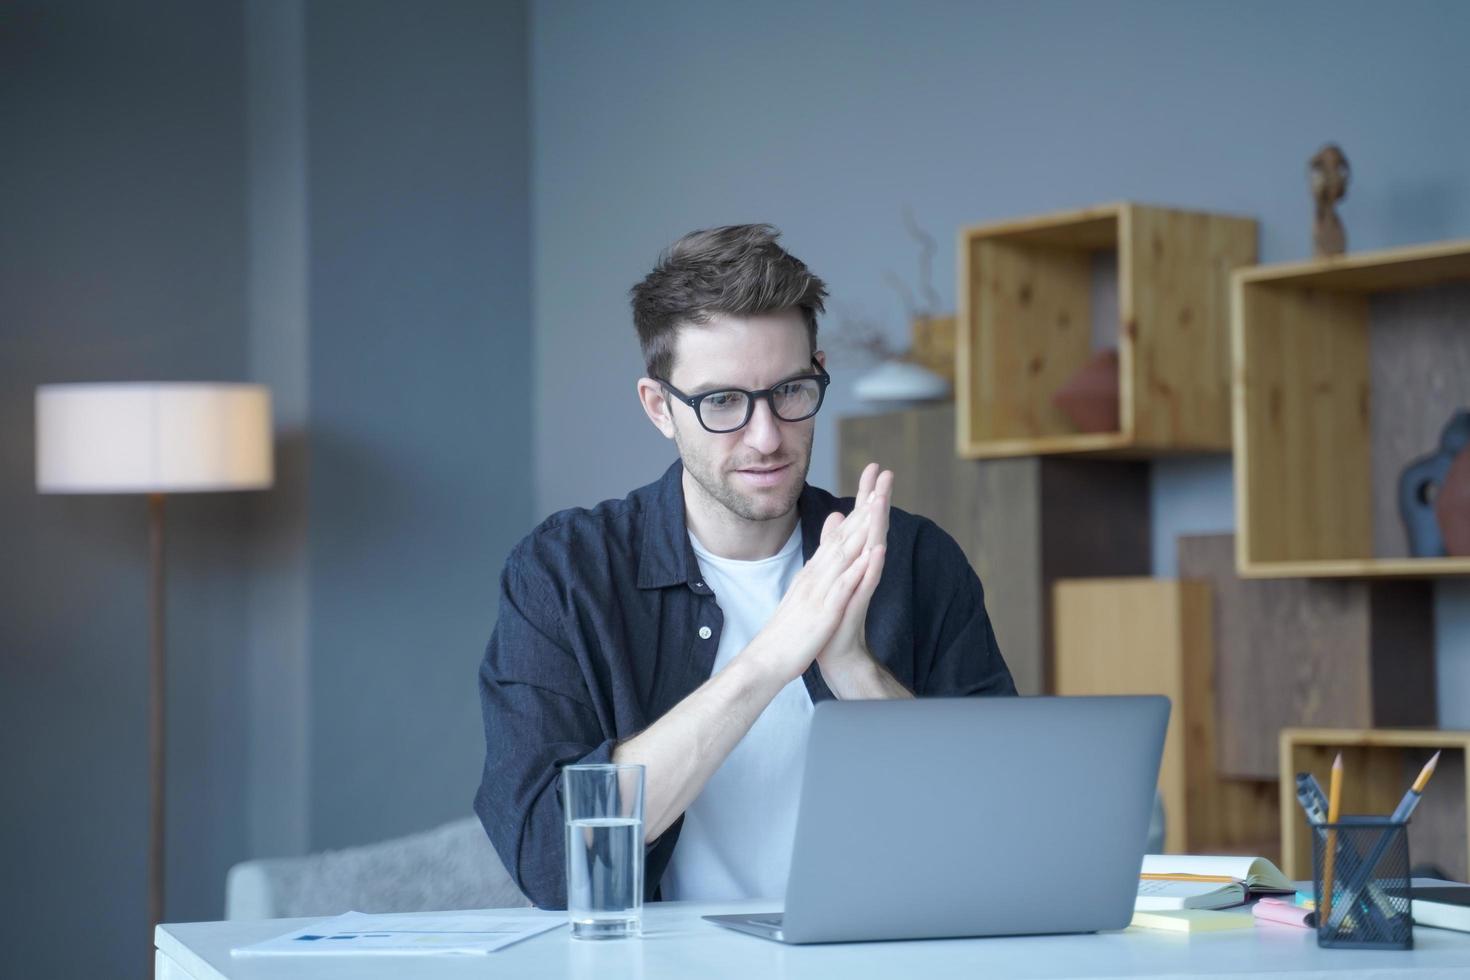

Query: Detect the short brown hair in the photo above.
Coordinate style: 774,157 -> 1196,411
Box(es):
630,224 -> 829,380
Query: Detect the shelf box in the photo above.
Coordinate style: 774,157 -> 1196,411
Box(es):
1280,728 -> 1470,882
956,202 -> 1257,459
1233,240 -> 1470,579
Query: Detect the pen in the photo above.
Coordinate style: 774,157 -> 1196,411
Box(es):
1303,773 -> 1328,814
1295,773 -> 1327,824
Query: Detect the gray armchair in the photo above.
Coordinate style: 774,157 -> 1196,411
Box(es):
224,816 -> 530,920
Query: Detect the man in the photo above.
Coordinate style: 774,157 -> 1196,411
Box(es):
475,224 -> 1015,910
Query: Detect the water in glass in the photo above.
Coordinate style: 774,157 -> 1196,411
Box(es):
566,816 -> 643,938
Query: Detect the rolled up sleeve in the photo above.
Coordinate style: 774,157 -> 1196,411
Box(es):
473,555 -> 613,910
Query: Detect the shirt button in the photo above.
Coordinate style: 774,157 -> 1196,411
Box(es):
699,626 -> 712,640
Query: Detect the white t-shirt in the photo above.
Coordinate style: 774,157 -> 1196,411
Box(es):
659,524 -> 813,902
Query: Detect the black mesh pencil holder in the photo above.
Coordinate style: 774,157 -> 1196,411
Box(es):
1312,816 -> 1413,950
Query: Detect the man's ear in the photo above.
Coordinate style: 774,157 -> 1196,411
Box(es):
636,378 -> 676,440
814,349 -> 826,370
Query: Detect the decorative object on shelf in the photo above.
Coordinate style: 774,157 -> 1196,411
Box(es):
958,202 -> 1256,459
35,382 -> 274,930
1309,143 -> 1351,258
1444,446 -> 1470,556
830,207 -> 954,404
1399,409 -> 1470,557
910,314 -> 956,385
851,358 -> 950,404
1232,239 -> 1470,578
1051,346 -> 1120,433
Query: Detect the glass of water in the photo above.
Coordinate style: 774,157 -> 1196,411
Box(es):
562,762 -> 644,940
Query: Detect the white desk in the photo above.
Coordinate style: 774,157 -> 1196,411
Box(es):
158,896 -> 1470,980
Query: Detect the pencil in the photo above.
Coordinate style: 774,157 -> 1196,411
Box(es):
1321,753 -> 1344,922
1416,750 -> 1442,791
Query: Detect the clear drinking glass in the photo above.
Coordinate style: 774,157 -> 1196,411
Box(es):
562,763 -> 645,939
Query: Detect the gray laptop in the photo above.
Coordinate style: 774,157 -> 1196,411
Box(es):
704,695 -> 1168,944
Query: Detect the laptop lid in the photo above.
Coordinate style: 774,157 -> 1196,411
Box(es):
779,695 -> 1168,944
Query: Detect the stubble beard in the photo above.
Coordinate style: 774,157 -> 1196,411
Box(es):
674,425 -> 813,525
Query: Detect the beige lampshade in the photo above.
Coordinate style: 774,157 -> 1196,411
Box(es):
36,383 -> 274,494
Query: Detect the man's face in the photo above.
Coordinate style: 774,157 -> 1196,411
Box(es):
659,311 -> 819,525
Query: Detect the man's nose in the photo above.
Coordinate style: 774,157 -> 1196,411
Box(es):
742,397 -> 782,455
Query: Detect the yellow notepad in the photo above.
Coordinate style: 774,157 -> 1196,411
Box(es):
1131,909 -> 1255,933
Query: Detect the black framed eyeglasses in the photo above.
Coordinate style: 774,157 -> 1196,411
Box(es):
654,359 -> 831,434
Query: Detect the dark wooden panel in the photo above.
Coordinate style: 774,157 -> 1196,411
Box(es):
1369,582 -> 1439,727
1369,282 -> 1470,558
1037,459 -> 1151,693
1178,534 -> 1437,780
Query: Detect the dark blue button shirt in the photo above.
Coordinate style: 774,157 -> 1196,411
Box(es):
474,461 -> 1016,909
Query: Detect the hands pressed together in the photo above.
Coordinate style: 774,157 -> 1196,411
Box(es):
747,462 -> 896,691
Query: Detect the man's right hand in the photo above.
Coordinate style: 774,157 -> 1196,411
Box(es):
741,501 -> 876,684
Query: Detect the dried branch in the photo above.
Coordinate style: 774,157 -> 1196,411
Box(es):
901,205 -> 942,316
883,270 -> 918,323
825,305 -> 905,364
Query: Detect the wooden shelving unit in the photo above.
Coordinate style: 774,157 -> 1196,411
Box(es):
1055,578 -> 1278,856
1280,728 -> 1470,881
956,202 -> 1257,459
1233,240 -> 1470,579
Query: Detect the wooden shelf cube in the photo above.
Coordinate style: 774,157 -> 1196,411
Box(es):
838,404 -> 1149,695
1233,240 -> 1470,579
1055,578 -> 1278,856
956,202 -> 1257,459
1280,728 -> 1470,881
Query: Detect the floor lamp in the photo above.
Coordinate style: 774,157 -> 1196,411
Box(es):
35,382 -> 274,931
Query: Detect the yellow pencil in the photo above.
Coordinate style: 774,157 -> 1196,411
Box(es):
1390,750 -> 1441,821
1416,751 -> 1442,792
1321,753 -> 1344,921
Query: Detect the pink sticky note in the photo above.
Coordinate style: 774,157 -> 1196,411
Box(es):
1253,898 -> 1315,929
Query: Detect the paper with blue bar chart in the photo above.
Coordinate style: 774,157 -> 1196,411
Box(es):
232,910 -> 563,956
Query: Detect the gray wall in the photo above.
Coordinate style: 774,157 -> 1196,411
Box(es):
0,1 -> 252,975
530,0 -> 1470,722
1,0 -> 532,976
303,0 -> 532,850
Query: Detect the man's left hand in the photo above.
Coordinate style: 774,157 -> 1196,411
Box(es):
814,462 -> 902,696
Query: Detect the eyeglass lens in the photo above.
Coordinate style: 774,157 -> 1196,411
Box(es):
699,379 -> 823,432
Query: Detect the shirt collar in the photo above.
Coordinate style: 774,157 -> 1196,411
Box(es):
636,460 -> 831,591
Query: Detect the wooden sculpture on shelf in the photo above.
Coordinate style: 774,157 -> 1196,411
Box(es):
1309,143 -> 1351,257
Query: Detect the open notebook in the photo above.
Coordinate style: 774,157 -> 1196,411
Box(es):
1136,854 -> 1295,911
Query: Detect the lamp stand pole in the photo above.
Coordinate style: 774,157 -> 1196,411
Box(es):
148,492 -> 166,931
